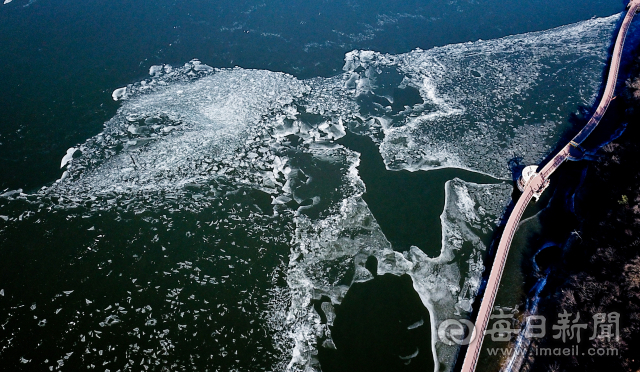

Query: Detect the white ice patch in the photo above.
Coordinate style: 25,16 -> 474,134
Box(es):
149,65 -> 163,76
48,65 -> 310,203
111,87 -> 127,101
408,318 -> 424,330
400,348 -> 419,360
405,179 -> 511,370
343,15 -> 618,179
283,163 -> 511,372
454,183 -> 479,224
0,189 -> 22,199
60,147 -> 76,169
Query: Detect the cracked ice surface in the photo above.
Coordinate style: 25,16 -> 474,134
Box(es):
342,15 -> 618,179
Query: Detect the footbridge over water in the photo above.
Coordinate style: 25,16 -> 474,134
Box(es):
459,1 -> 640,371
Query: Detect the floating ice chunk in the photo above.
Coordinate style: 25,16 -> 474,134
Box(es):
0,215 -> 8,221
3,0 -> 13,4
454,183 -> 479,223
112,87 -> 127,101
272,195 -> 291,205
102,314 -> 120,326
0,189 -> 22,198
57,171 -> 69,183
318,122 -> 330,132
149,65 -> 163,76
127,125 -> 139,135
0,289 -> 4,296
320,302 -> 336,326
193,63 -> 213,72
145,318 -> 157,326
331,119 -> 346,139
346,16 -> 617,178
321,338 -> 336,349
407,318 -> 424,330
60,147 -> 76,169
352,264 -> 374,283
457,298 -> 473,313
399,348 -> 419,360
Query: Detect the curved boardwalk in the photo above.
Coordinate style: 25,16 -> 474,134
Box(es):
459,2 -> 640,371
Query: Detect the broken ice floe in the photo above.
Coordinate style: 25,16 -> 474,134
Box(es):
283,169 -> 510,371
60,147 -> 78,169
407,318 -> 424,330
343,15 -> 617,179
111,87 -> 127,101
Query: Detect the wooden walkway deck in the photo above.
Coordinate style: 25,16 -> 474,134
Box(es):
459,2 -> 640,371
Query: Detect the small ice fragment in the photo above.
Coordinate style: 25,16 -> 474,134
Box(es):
58,171 -> 69,182
321,338 -> 337,349
149,65 -> 163,76
0,289 -> 4,296
3,0 -> 13,4
318,122 -> 331,132
0,189 -> 22,198
104,315 -> 120,326
407,318 -> 424,330
272,195 -> 292,205
399,348 -> 419,360
145,318 -> 157,326
60,147 -> 76,169
193,63 -> 213,72
112,87 -> 127,101
0,215 -> 7,221
63,290 -> 74,295
321,302 -> 336,326
85,299 -> 92,305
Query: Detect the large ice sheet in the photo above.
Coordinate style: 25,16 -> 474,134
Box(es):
342,15 -> 617,179
281,153 -> 511,371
